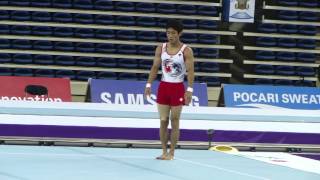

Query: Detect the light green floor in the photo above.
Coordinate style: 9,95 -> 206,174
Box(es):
0,145 -> 319,180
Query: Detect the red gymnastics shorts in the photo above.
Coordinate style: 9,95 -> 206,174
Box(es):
156,81 -> 185,106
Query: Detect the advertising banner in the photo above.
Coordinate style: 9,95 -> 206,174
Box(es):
223,0 -> 256,23
222,84 -> 320,109
89,79 -> 208,106
0,76 -> 72,102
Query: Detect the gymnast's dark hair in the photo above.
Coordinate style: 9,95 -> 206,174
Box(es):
166,19 -> 183,33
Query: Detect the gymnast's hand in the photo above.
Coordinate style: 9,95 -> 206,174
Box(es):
184,91 -> 192,105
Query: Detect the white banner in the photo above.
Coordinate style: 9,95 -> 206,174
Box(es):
234,152 -> 320,175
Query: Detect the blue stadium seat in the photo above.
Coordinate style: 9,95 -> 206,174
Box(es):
74,28 -> 95,38
11,25 -> 32,35
54,27 -> 74,37
114,2 -> 135,12
197,6 -> 217,16
32,26 -> 53,36
94,0 -> 113,10
0,25 -> 9,34
75,56 -> 96,66
255,51 -> 275,60
12,39 -> 32,49
192,48 -> 199,57
136,3 -> 156,13
294,80 -> 314,87
33,55 -> 54,65
278,0 -> 298,6
157,18 -> 168,28
296,67 -> 315,76
299,12 -> 318,21
95,43 -> 116,53
157,32 -> 167,42
52,0 -> 72,8
198,20 -> 218,30
118,59 -> 138,68
95,29 -> 115,39
278,24 -> 298,34
32,12 -> 52,22
76,70 -> 96,81
31,0 -> 51,7
54,42 -> 75,51
278,10 -> 298,20
297,53 -> 316,63
198,34 -> 217,44
254,64 -> 274,74
118,72 -> 138,80
254,78 -> 273,85
181,33 -> 198,43
52,12 -> 73,23
157,4 -> 176,14
177,5 -> 197,15
33,40 -> 53,50
194,62 -> 201,72
34,69 -> 55,78
297,39 -> 316,49
137,31 -> 157,41
117,45 -> 137,54
0,39 -> 10,48
0,67 -> 12,76
55,55 -> 76,66
137,45 -> 155,55
274,79 -> 293,86
276,52 -> 296,61
56,70 -> 76,79
0,11 -> 9,20
13,68 -> 33,77
94,15 -> 114,25
73,0 -> 93,9
139,59 -> 153,69
257,23 -> 277,33
0,53 -> 11,63
256,37 -> 277,47
76,42 -> 95,52
181,19 -> 198,29
97,71 -> 118,80
96,58 -> 117,68
0,1 -> 8,5
198,48 -> 219,58
74,14 -> 94,24
199,76 -> 220,86
275,65 -> 295,75
136,17 -> 157,27
298,25 -> 317,35
9,0 -> 30,6
200,62 -> 220,72
138,73 -> 149,81
116,30 -> 136,40
299,0 -> 318,7
277,38 -> 296,48
11,11 -> 31,21
115,16 -> 135,26
13,54 -> 33,64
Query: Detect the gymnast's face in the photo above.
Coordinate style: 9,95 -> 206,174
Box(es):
166,28 -> 181,44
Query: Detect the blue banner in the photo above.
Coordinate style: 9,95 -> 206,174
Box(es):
223,0 -> 255,23
89,79 -> 208,106
223,84 -> 320,109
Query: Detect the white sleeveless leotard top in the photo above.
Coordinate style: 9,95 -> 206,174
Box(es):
160,43 -> 187,83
